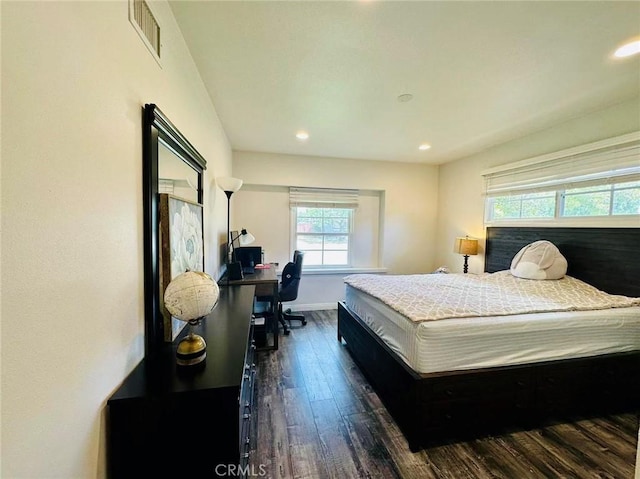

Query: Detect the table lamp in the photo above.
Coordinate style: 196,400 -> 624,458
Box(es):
164,271 -> 219,366
453,236 -> 478,273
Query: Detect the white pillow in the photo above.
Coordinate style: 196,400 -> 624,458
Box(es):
510,240 -> 567,280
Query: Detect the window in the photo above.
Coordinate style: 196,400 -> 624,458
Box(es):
483,132 -> 640,223
562,181 -> 640,217
294,207 -> 352,266
487,192 -> 556,221
486,182 -> 640,221
289,187 -> 358,267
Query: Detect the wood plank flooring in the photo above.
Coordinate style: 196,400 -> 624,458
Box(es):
251,310 -> 639,479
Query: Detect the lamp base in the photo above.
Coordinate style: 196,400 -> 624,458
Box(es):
176,332 -> 207,366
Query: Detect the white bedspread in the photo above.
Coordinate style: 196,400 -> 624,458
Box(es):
343,271 -> 640,323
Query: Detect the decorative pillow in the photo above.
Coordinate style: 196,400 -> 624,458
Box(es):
510,240 -> 567,280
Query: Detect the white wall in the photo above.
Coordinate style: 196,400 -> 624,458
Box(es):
1,2 -> 231,478
435,97 -> 640,273
233,151 -> 439,308
233,185 -> 381,269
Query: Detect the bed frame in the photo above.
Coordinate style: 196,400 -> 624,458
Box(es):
337,227 -> 640,451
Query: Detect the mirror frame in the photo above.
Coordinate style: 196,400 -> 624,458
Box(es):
143,104 -> 207,357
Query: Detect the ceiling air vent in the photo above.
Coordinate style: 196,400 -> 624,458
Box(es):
129,0 -> 161,65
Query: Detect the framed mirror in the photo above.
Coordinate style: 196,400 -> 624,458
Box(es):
143,104 -> 207,357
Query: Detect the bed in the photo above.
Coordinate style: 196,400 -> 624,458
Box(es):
337,227 -> 640,451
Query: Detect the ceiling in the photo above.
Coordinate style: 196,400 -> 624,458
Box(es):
169,1 -> 640,164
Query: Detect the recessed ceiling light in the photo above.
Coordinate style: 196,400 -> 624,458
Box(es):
397,93 -> 414,103
418,143 -> 431,151
296,131 -> 309,140
614,39 -> 640,58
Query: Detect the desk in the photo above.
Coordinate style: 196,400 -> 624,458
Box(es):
221,265 -> 279,350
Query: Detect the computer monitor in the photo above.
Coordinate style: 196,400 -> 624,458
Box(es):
234,246 -> 262,273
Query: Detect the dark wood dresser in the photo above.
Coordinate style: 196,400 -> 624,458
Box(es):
107,285 -> 256,478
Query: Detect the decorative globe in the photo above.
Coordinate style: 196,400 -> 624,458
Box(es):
164,271 -> 219,367
164,271 -> 219,322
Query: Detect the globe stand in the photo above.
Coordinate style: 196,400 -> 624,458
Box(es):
176,317 -> 207,367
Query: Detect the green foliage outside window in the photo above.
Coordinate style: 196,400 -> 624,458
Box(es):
613,181 -> 640,215
295,207 -> 351,266
490,192 -> 555,220
563,181 -> 640,217
563,187 -> 610,217
487,180 -> 640,221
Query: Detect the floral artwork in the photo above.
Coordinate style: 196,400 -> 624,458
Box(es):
159,194 -> 204,341
169,200 -> 204,278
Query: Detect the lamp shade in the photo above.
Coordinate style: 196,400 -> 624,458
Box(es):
454,237 -> 479,256
164,271 -> 219,321
239,231 -> 255,246
216,176 -> 243,193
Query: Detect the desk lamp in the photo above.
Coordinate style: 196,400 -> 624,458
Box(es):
230,228 -> 256,250
454,236 -> 478,273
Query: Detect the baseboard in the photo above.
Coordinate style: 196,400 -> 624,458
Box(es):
288,302 -> 338,312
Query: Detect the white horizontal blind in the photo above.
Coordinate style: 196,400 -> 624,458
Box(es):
483,132 -> 640,197
289,187 -> 359,209
158,179 -> 174,194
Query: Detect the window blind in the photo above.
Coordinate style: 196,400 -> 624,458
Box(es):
158,179 -> 174,194
289,187 -> 359,209
482,132 -> 640,196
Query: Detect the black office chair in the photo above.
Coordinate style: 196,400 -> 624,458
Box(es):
277,250 -> 306,335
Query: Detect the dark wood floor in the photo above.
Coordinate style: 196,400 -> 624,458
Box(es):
251,310 -> 639,479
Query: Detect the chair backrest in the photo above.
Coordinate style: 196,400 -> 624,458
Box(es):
292,250 -> 303,274
279,251 -> 304,302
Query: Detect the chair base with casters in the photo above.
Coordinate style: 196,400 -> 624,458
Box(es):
277,304 -> 306,335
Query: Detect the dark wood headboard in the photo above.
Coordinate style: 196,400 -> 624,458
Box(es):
485,227 -> 640,298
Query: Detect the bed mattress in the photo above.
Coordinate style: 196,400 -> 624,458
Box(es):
345,284 -> 640,374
